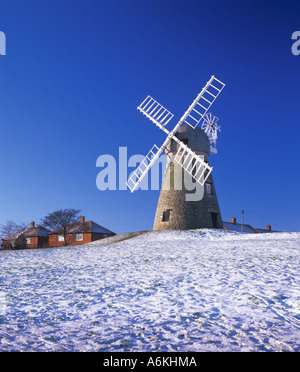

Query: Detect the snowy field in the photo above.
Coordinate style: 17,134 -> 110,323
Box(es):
0,229 -> 299,352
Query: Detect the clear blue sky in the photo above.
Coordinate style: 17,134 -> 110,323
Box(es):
0,0 -> 299,233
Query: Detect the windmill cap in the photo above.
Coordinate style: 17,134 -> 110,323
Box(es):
168,125 -> 211,155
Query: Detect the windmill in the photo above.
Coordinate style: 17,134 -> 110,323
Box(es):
126,75 -> 225,230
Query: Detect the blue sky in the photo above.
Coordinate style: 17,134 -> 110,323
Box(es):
0,0 -> 299,234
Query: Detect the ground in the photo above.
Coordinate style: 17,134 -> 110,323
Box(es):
0,229 -> 299,352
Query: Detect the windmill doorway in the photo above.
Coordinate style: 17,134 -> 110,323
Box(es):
210,212 -> 218,228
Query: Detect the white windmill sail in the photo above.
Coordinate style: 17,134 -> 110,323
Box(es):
137,96 -> 174,129
183,76 -> 225,129
126,144 -> 161,192
172,137 -> 212,185
126,75 -> 225,193
126,136 -> 212,192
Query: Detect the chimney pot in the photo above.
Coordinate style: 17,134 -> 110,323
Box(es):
80,216 -> 85,222
231,217 -> 236,224
266,225 -> 271,231
30,221 -> 35,228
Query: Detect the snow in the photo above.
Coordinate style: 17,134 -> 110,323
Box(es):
0,229 -> 299,352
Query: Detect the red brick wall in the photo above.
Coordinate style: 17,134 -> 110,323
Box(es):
2,232 -> 115,250
39,236 -> 49,248
1,240 -> 13,250
2,236 -> 49,250
29,236 -> 48,249
48,233 -> 93,248
26,236 -> 38,249
48,232 -> 114,247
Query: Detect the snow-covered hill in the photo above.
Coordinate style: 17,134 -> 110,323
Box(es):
0,229 -> 299,352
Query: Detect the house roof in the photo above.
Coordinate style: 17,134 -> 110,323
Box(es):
49,220 -> 115,235
223,222 -> 257,233
223,221 -> 279,233
254,227 -> 279,233
2,226 -> 50,241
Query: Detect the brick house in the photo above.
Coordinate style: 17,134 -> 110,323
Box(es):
223,217 -> 277,233
1,221 -> 50,250
48,216 -> 116,247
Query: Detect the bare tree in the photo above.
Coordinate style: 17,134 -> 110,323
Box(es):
0,220 -> 28,239
40,209 -> 81,246
14,234 -> 27,250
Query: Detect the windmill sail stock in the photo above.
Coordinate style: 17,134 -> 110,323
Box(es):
126,76 -> 225,193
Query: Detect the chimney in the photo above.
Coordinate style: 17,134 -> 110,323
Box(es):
231,217 -> 236,224
266,225 -> 271,231
80,216 -> 85,222
30,221 -> 35,228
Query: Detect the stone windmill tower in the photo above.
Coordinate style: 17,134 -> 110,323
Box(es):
153,124 -> 222,230
127,76 -> 225,231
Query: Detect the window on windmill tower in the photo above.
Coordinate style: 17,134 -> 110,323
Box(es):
205,183 -> 212,195
162,209 -> 172,222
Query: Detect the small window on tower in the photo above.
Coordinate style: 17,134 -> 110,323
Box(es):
205,183 -> 212,195
162,209 -> 172,222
